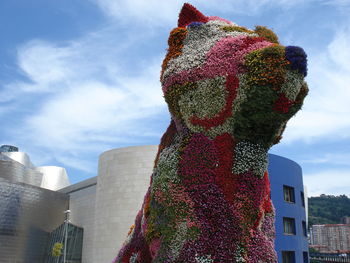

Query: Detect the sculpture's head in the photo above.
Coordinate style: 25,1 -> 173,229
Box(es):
161,3 -> 308,147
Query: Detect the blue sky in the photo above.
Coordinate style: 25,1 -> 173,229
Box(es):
1,0 -> 349,196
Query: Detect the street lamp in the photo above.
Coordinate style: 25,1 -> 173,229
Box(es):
63,210 -> 71,263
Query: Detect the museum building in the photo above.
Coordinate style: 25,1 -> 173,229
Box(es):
0,145 -> 308,263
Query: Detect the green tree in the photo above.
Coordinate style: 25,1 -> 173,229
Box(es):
308,195 -> 350,225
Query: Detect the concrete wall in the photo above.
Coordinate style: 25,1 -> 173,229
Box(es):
94,145 -> 158,263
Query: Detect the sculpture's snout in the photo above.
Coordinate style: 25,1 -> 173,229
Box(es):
285,46 -> 308,77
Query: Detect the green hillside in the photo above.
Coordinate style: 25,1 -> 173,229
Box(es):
308,194 -> 350,226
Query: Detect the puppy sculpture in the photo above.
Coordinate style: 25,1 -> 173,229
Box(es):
114,3 -> 308,263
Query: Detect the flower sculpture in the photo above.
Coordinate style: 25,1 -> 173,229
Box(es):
114,3 -> 308,263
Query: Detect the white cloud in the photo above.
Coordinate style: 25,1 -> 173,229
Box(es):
4,25 -> 167,173
18,41 -> 74,88
304,170 -> 350,196
91,0 -> 180,25
90,0 -> 308,26
26,83 -> 126,148
323,0 -> 350,9
55,155 -> 96,173
302,153 -> 350,166
283,27 -> 350,142
23,69 -> 165,152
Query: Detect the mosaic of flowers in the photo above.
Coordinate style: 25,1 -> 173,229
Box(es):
114,3 -> 308,263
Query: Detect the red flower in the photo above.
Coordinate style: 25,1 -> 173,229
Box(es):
273,93 -> 293,113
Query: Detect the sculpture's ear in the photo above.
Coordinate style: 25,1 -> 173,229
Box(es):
178,3 -> 208,27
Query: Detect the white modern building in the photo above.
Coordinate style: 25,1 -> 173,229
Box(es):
311,224 -> 350,253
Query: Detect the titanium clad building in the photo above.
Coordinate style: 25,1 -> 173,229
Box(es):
0,146 -> 72,263
0,169 -> 69,262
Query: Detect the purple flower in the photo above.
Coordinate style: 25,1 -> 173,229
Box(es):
285,46 -> 308,76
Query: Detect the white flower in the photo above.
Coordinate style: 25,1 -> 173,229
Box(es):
129,252 -> 138,263
281,70 -> 304,101
195,254 -> 214,263
233,141 -> 268,177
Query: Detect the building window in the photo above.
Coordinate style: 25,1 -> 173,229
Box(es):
302,221 -> 307,236
301,191 -> 305,207
282,251 -> 295,263
303,251 -> 309,263
283,185 -> 295,203
283,217 -> 296,235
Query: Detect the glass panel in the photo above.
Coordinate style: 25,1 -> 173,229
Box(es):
45,223 -> 83,263
282,251 -> 295,263
283,217 -> 296,235
283,185 -> 295,203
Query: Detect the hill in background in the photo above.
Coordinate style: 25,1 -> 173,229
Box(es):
308,194 -> 350,226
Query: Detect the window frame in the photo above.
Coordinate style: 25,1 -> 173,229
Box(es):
283,185 -> 295,203
303,251 -> 309,263
283,217 -> 296,235
282,251 -> 295,263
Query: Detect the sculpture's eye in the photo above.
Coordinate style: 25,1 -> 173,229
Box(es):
187,22 -> 204,28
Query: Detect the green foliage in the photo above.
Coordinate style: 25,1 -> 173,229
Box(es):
309,247 -> 320,253
232,45 -> 308,147
308,194 -> 350,226
254,26 -> 279,44
221,25 -> 254,34
164,82 -> 197,119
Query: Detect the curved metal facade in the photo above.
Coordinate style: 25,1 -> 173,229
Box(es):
0,152 -> 70,191
36,166 -> 70,191
0,153 -> 43,187
2,152 -> 34,167
0,148 -> 71,263
94,145 -> 159,263
268,154 -> 309,263
0,179 -> 69,263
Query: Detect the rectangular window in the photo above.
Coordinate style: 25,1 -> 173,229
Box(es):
303,251 -> 309,263
282,251 -> 295,263
302,221 -> 307,236
301,191 -> 305,207
283,217 -> 296,235
283,185 -> 295,203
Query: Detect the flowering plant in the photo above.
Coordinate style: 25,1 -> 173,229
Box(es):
114,3 -> 308,263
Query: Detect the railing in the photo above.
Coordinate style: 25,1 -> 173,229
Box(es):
310,253 -> 350,263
